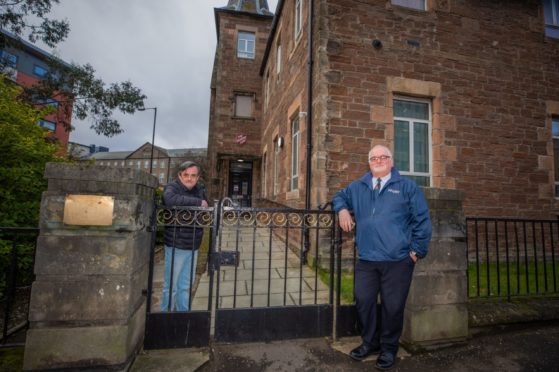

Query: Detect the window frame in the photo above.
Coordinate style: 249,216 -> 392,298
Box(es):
234,93 -> 255,118
294,0 -> 303,39
391,0 -> 427,11
273,137 -> 279,196
33,64 -> 48,77
1,50 -> 17,68
393,96 -> 432,186
237,31 -> 256,59
276,37 -> 282,77
544,0 -> 559,38
262,152 -> 267,198
553,116 -> 559,197
37,119 -> 56,131
290,116 -> 300,191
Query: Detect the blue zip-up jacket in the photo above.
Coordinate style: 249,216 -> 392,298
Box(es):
332,168 -> 432,261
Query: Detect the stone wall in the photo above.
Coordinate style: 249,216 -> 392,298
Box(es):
401,188 -> 469,350
319,0 -> 559,218
23,163 -> 157,370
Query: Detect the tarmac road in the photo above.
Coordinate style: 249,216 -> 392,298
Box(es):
195,322 -> 559,372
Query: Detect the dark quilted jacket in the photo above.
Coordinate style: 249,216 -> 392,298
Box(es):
162,179 -> 206,250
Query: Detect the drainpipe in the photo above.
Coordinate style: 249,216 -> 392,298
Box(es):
303,0 -> 314,264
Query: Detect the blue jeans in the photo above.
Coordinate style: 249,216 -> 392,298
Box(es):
161,246 -> 198,312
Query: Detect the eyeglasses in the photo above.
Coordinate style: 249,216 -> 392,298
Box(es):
181,173 -> 199,178
369,155 -> 391,162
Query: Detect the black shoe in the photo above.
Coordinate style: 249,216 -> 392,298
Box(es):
375,352 -> 395,370
349,343 -> 380,361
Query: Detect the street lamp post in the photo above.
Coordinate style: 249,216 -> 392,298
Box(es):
139,107 -> 158,174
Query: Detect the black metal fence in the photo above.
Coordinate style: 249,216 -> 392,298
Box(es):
0,227 -> 38,345
466,217 -> 559,300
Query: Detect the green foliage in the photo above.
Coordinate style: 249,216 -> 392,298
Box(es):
0,77 -> 60,227
0,0 -> 147,137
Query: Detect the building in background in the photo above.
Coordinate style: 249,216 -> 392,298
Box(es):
87,142 -> 207,187
207,0 -> 559,219
0,29 -> 74,146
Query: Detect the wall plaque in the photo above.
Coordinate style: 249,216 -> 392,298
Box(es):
63,195 -> 114,226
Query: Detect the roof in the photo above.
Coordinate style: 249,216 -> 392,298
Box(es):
223,0 -> 273,15
86,147 -> 207,161
0,28 -> 72,69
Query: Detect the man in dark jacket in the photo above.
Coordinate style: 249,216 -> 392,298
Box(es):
333,145 -> 432,370
161,161 -> 208,312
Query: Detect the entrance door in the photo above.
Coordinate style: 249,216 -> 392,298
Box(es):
228,161 -> 252,207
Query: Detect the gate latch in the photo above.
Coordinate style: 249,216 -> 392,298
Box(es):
210,251 -> 240,269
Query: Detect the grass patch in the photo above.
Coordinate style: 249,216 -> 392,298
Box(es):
315,265 -> 354,304
0,347 -> 24,372
468,261 -> 559,297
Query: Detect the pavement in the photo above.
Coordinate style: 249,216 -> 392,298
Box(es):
131,321 -> 559,371
133,225 -> 559,372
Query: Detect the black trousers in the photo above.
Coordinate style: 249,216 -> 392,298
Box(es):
354,257 -> 415,354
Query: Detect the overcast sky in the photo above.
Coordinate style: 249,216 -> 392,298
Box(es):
45,0 -> 278,152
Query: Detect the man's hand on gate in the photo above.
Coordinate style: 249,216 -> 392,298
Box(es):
338,209 -> 355,232
201,200 -> 209,208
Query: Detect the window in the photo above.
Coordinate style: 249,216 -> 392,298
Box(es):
393,98 -> 431,186
262,152 -> 267,198
37,119 -> 55,131
152,160 -> 157,169
265,71 -> 271,108
137,161 -> 141,169
553,117 -> 559,196
1,51 -> 18,80
121,161 -> 125,166
234,94 -> 254,117
545,0 -> 559,38
276,39 -> 282,76
294,0 -> 303,39
391,0 -> 426,10
273,137 -> 279,196
0,51 -> 17,68
290,116 -> 300,191
159,173 -> 165,183
33,65 -> 48,77
144,160 -> 149,169
237,31 -> 255,59
160,160 -> 165,169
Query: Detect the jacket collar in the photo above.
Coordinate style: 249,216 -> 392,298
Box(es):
358,168 -> 402,190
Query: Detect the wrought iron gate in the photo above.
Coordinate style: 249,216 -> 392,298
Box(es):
144,199 -> 358,349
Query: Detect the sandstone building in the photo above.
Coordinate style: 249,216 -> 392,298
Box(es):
207,0 -> 559,218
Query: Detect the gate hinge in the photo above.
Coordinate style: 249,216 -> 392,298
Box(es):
209,251 -> 240,270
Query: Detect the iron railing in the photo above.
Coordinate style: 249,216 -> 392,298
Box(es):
0,227 -> 38,345
466,217 -> 559,300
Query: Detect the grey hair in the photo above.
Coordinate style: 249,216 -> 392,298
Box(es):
369,145 -> 393,159
178,161 -> 200,174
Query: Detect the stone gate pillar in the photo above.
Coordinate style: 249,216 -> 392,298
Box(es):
23,163 -> 157,370
401,188 -> 469,351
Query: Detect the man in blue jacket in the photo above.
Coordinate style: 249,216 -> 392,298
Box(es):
333,145 -> 432,370
161,161 -> 208,312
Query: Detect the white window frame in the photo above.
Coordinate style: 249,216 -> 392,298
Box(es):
237,31 -> 255,59
276,39 -> 282,77
391,0 -> 426,11
273,137 -> 279,196
262,152 -> 267,198
265,71 -> 270,109
393,97 -> 432,186
294,0 -> 303,39
290,117 -> 300,191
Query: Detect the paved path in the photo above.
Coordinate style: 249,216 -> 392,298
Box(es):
192,226 -> 331,310
149,226 -> 331,312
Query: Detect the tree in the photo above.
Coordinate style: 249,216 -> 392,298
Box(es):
0,0 -> 146,137
0,75 -> 60,227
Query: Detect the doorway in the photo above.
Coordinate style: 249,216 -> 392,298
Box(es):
228,161 -> 252,207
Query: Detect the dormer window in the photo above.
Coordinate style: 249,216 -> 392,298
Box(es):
544,0 -> 559,38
